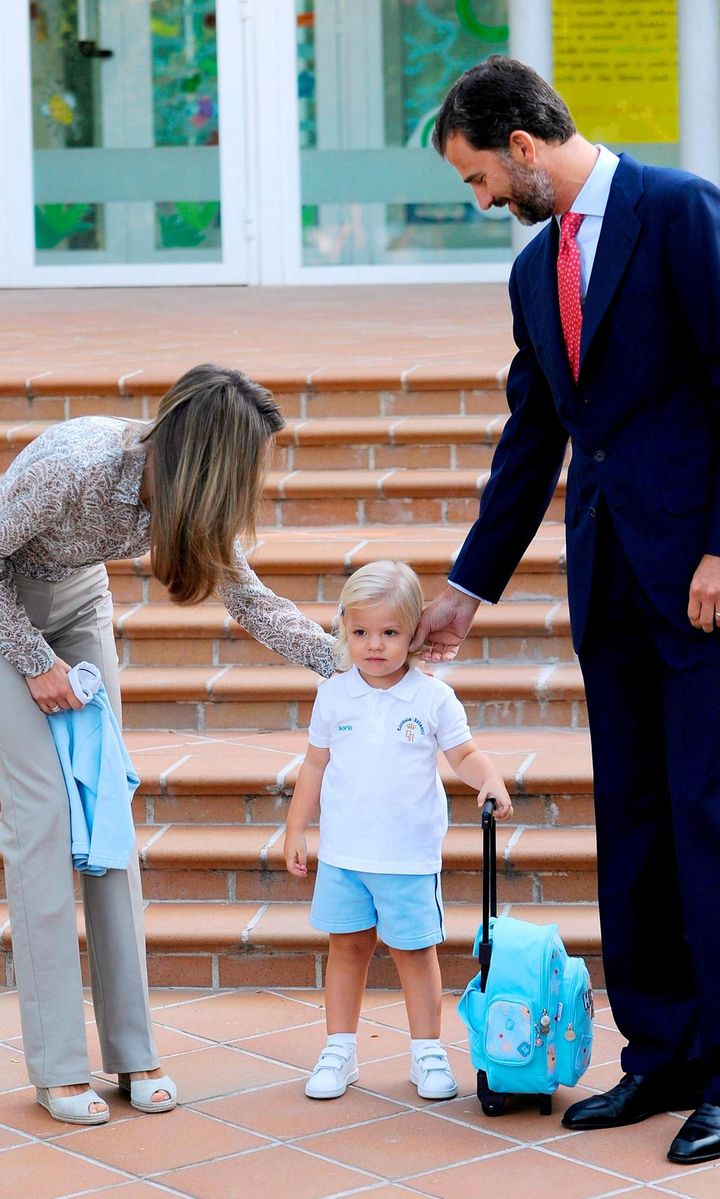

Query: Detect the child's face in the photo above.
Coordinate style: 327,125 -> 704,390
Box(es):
343,602 -> 413,688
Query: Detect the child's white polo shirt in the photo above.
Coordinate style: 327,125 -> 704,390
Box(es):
308,665 -> 472,874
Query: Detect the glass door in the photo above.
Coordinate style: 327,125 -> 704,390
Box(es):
2,0 -> 250,285
294,0 -> 512,276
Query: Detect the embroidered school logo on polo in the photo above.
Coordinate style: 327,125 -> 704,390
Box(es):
397,716 -> 426,742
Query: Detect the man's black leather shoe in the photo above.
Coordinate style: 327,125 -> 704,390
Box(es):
667,1104 -> 720,1164
562,1072 -> 704,1131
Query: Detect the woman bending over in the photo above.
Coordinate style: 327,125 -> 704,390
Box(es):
0,363 -> 335,1124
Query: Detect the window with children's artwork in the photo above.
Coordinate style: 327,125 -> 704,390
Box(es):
29,0 -> 221,264
296,0 -> 512,268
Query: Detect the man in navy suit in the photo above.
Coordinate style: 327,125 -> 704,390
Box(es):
412,56 -> 720,1163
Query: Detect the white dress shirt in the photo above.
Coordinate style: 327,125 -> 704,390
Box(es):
566,143 -> 620,298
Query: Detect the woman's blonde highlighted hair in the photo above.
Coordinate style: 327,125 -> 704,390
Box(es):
333,560 -> 424,670
138,363 -> 283,604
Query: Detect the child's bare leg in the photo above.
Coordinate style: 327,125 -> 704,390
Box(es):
306,928 -> 376,1099
326,928 -> 377,1033
390,944 -> 456,1099
389,945 -> 442,1037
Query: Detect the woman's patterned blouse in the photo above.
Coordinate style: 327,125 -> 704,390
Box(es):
0,416 -> 336,678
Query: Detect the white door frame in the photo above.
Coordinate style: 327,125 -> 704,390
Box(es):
0,0 -> 254,287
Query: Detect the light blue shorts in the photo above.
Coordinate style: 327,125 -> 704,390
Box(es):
309,860 -> 445,950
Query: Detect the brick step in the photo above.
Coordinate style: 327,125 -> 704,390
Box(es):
108,524 -> 567,606
1,445 -> 565,531
0,822 -> 597,905
117,661 -> 587,732
0,420 -> 53,470
124,729 -> 593,828
131,824 -> 597,906
114,600 -> 574,667
274,416 -> 509,471
0,899 -> 602,990
0,415 -> 511,474
0,820 -> 598,903
0,728 -> 595,899
260,468 -> 565,527
0,380 -> 511,427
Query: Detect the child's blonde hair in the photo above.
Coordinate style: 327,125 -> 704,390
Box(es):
333,560 -> 424,671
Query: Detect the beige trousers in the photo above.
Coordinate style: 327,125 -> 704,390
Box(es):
0,564 -> 158,1086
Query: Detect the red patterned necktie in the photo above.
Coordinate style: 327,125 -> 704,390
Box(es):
557,211 -> 584,381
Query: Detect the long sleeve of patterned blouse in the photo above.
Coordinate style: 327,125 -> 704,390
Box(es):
0,416 -> 336,679
0,459 -> 73,674
219,545 -> 336,678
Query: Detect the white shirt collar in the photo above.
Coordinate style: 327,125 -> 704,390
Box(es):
346,664 -> 424,701
567,144 -> 620,219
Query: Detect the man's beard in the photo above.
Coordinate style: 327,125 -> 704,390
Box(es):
495,155 -> 556,225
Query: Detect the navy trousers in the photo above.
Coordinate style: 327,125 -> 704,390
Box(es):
578,511 -> 720,1102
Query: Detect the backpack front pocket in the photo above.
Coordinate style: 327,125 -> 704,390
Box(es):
485,999 -> 535,1065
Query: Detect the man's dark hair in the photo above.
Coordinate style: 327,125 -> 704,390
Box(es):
432,55 -> 575,155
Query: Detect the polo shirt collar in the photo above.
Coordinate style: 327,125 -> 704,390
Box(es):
346,664 -> 424,700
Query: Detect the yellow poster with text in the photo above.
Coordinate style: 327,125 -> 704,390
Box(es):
553,0 -> 678,143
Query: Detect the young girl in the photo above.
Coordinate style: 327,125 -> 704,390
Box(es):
283,560 -> 513,1101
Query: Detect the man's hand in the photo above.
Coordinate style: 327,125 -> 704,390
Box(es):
409,586 -> 480,662
688,554 -> 720,632
25,657 -> 83,715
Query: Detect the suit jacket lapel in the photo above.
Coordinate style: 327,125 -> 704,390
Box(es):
579,155 -> 644,372
524,218 -> 577,402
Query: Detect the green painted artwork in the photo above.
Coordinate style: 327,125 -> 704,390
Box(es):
150,1 -> 220,249
34,203 -> 96,250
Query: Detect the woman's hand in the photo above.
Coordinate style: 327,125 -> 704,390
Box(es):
283,829 -> 309,878
25,658 -> 83,715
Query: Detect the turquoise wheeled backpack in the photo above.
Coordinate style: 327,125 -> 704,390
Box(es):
458,801 -> 594,1116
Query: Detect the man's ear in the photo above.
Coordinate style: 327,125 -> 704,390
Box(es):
507,130 -> 536,164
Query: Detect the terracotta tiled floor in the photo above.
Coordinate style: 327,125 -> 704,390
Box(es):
0,986 -> 717,1198
0,285 -> 515,394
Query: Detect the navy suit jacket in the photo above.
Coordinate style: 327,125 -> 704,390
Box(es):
451,153 -> 720,651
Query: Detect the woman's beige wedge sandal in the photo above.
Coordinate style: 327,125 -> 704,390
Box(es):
117,1073 -> 177,1113
36,1087 -> 109,1125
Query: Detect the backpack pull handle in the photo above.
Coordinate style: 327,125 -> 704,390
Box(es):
481,798 -> 495,829
479,798 -> 498,990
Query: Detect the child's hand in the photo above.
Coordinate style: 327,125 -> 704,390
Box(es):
478,780 -> 513,822
284,829 -> 309,877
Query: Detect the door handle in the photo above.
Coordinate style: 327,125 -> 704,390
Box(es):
77,0 -> 113,58
78,40 -> 113,58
